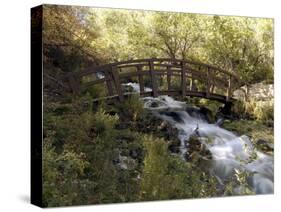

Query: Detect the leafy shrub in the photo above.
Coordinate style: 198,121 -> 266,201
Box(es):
198,98 -> 223,120
93,109 -> 119,134
232,99 -> 274,122
253,100 -> 273,122
83,84 -> 107,99
121,94 -> 144,121
43,142 -> 91,207
140,135 -> 217,201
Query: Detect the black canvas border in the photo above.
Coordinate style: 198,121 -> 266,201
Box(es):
31,5 -> 43,208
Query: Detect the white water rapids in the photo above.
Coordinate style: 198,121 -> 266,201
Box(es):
142,95 -> 274,195
120,82 -> 274,195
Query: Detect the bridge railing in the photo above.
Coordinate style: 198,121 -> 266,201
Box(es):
64,58 -> 241,102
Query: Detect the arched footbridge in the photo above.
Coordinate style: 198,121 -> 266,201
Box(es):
61,58 -> 242,103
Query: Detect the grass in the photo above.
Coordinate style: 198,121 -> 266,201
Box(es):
222,119 -> 274,144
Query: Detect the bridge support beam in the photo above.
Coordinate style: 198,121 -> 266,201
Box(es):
149,61 -> 158,97
104,71 -> 114,96
190,73 -> 194,91
181,62 -> 186,97
167,66 -> 172,91
221,101 -> 233,116
226,76 -> 232,101
137,65 -> 144,93
206,67 -> 210,98
111,67 -> 124,102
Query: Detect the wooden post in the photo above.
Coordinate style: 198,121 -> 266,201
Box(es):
210,70 -> 216,93
190,73 -> 194,91
68,73 -> 81,95
206,67 -> 210,98
104,70 -> 114,96
211,85 -> 215,93
167,66 -> 172,91
137,65 -> 144,93
149,60 -> 158,97
226,75 -> 232,101
111,66 -> 124,102
181,62 -> 186,97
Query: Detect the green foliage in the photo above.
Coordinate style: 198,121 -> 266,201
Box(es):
43,142 -> 90,207
198,99 -> 223,120
41,5 -> 274,206
222,119 -> 273,144
93,109 -> 119,134
43,97 -> 143,206
140,135 -> 217,201
233,99 -> 274,122
119,94 -> 144,121
252,100 -> 274,122
203,16 -> 273,83
83,84 -> 107,99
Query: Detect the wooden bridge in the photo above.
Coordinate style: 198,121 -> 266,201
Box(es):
63,58 -> 241,103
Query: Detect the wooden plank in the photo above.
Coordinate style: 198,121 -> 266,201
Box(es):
111,66 -> 124,102
149,61 -> 158,97
211,85 -> 215,93
190,72 -> 195,91
116,63 -> 148,69
167,66 -> 172,90
81,78 -> 106,91
104,70 -> 114,96
181,62 -> 186,97
152,58 -> 240,80
206,67 -> 210,98
153,63 -> 182,68
137,65 -> 144,93
210,70 -> 216,93
226,76 -> 232,101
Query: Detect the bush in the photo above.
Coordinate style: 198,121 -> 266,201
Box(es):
83,84 -> 107,99
93,109 -> 119,134
140,135 -> 217,201
43,142 -> 91,207
232,99 -> 274,122
253,100 -> 273,122
121,94 -> 144,121
198,98 -> 223,120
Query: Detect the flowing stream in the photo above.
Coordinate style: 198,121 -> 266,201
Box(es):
142,95 -> 274,195
122,83 -> 274,195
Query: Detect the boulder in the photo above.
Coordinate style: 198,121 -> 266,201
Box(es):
199,106 -> 214,122
233,82 -> 274,102
185,136 -> 212,162
256,139 -> 274,153
168,140 -> 181,153
118,156 -> 137,170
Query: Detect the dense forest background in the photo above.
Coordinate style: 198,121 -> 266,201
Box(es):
43,5 -> 273,84
41,5 -> 274,207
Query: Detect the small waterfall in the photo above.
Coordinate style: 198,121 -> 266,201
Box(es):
122,82 -> 152,93
125,83 -> 274,195
142,95 -> 274,195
